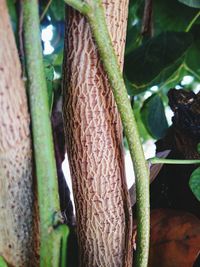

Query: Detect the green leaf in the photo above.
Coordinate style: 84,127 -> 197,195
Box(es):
189,167 -> 200,201
185,26 -> 200,79
197,143 -> 200,154
141,94 -> 168,139
0,256 -> 8,267
154,0 -> 198,34
125,0 -> 143,55
178,0 -> 200,8
124,32 -> 193,94
50,0 -> 65,21
44,60 -> 54,112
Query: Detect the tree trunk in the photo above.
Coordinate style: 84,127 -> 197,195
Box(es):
62,1 -> 132,266
0,1 -> 38,266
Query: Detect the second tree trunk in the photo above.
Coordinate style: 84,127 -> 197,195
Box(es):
63,1 -> 132,266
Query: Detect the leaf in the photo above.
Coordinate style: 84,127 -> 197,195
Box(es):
154,0 -> 198,34
125,0 -> 143,55
141,94 -> 168,139
149,209 -> 200,267
124,32 -> 193,94
178,0 -> 200,8
44,60 -> 54,112
189,167 -> 200,201
185,26 -> 200,79
0,256 -> 8,267
50,0 -> 65,21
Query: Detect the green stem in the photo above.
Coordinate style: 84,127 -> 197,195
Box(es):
185,10 -> 200,32
64,1 -> 150,266
150,158 -> 200,165
23,1 -> 68,266
64,0 -> 91,14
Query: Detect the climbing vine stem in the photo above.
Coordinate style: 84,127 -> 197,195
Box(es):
23,1 -> 68,266
150,158 -> 200,165
64,1 -> 150,266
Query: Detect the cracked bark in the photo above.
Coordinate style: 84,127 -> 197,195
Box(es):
0,1 -> 39,266
62,1 -> 132,266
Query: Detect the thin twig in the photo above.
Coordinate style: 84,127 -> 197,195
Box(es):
141,0 -> 153,38
150,157 -> 200,165
40,0 -> 52,22
186,10 -> 200,32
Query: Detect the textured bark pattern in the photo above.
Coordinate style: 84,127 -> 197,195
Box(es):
63,1 -> 132,266
0,2 -> 38,266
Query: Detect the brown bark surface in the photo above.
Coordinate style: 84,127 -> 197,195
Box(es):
0,1 -> 38,266
63,1 -> 132,266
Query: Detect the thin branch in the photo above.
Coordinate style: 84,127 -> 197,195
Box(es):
186,10 -> 200,32
64,0 -> 150,266
141,0 -> 153,38
150,157 -> 200,165
40,0 -> 52,22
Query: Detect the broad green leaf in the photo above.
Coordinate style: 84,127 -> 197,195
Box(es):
189,167 -> 200,201
154,0 -> 198,34
125,0 -> 143,55
124,32 -> 193,94
50,0 -> 65,21
185,26 -> 200,80
178,0 -> 200,8
141,94 -> 168,139
0,256 -> 8,267
125,26 -> 142,56
185,42 -> 200,79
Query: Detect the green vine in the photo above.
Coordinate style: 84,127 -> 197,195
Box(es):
23,1 -> 68,266
150,158 -> 200,165
64,1 -> 150,266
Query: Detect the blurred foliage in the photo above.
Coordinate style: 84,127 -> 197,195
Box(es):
125,0 -> 200,143
124,32 -> 193,93
0,256 -> 8,267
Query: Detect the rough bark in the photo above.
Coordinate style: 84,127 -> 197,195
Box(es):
63,1 -> 132,266
0,1 -> 38,266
